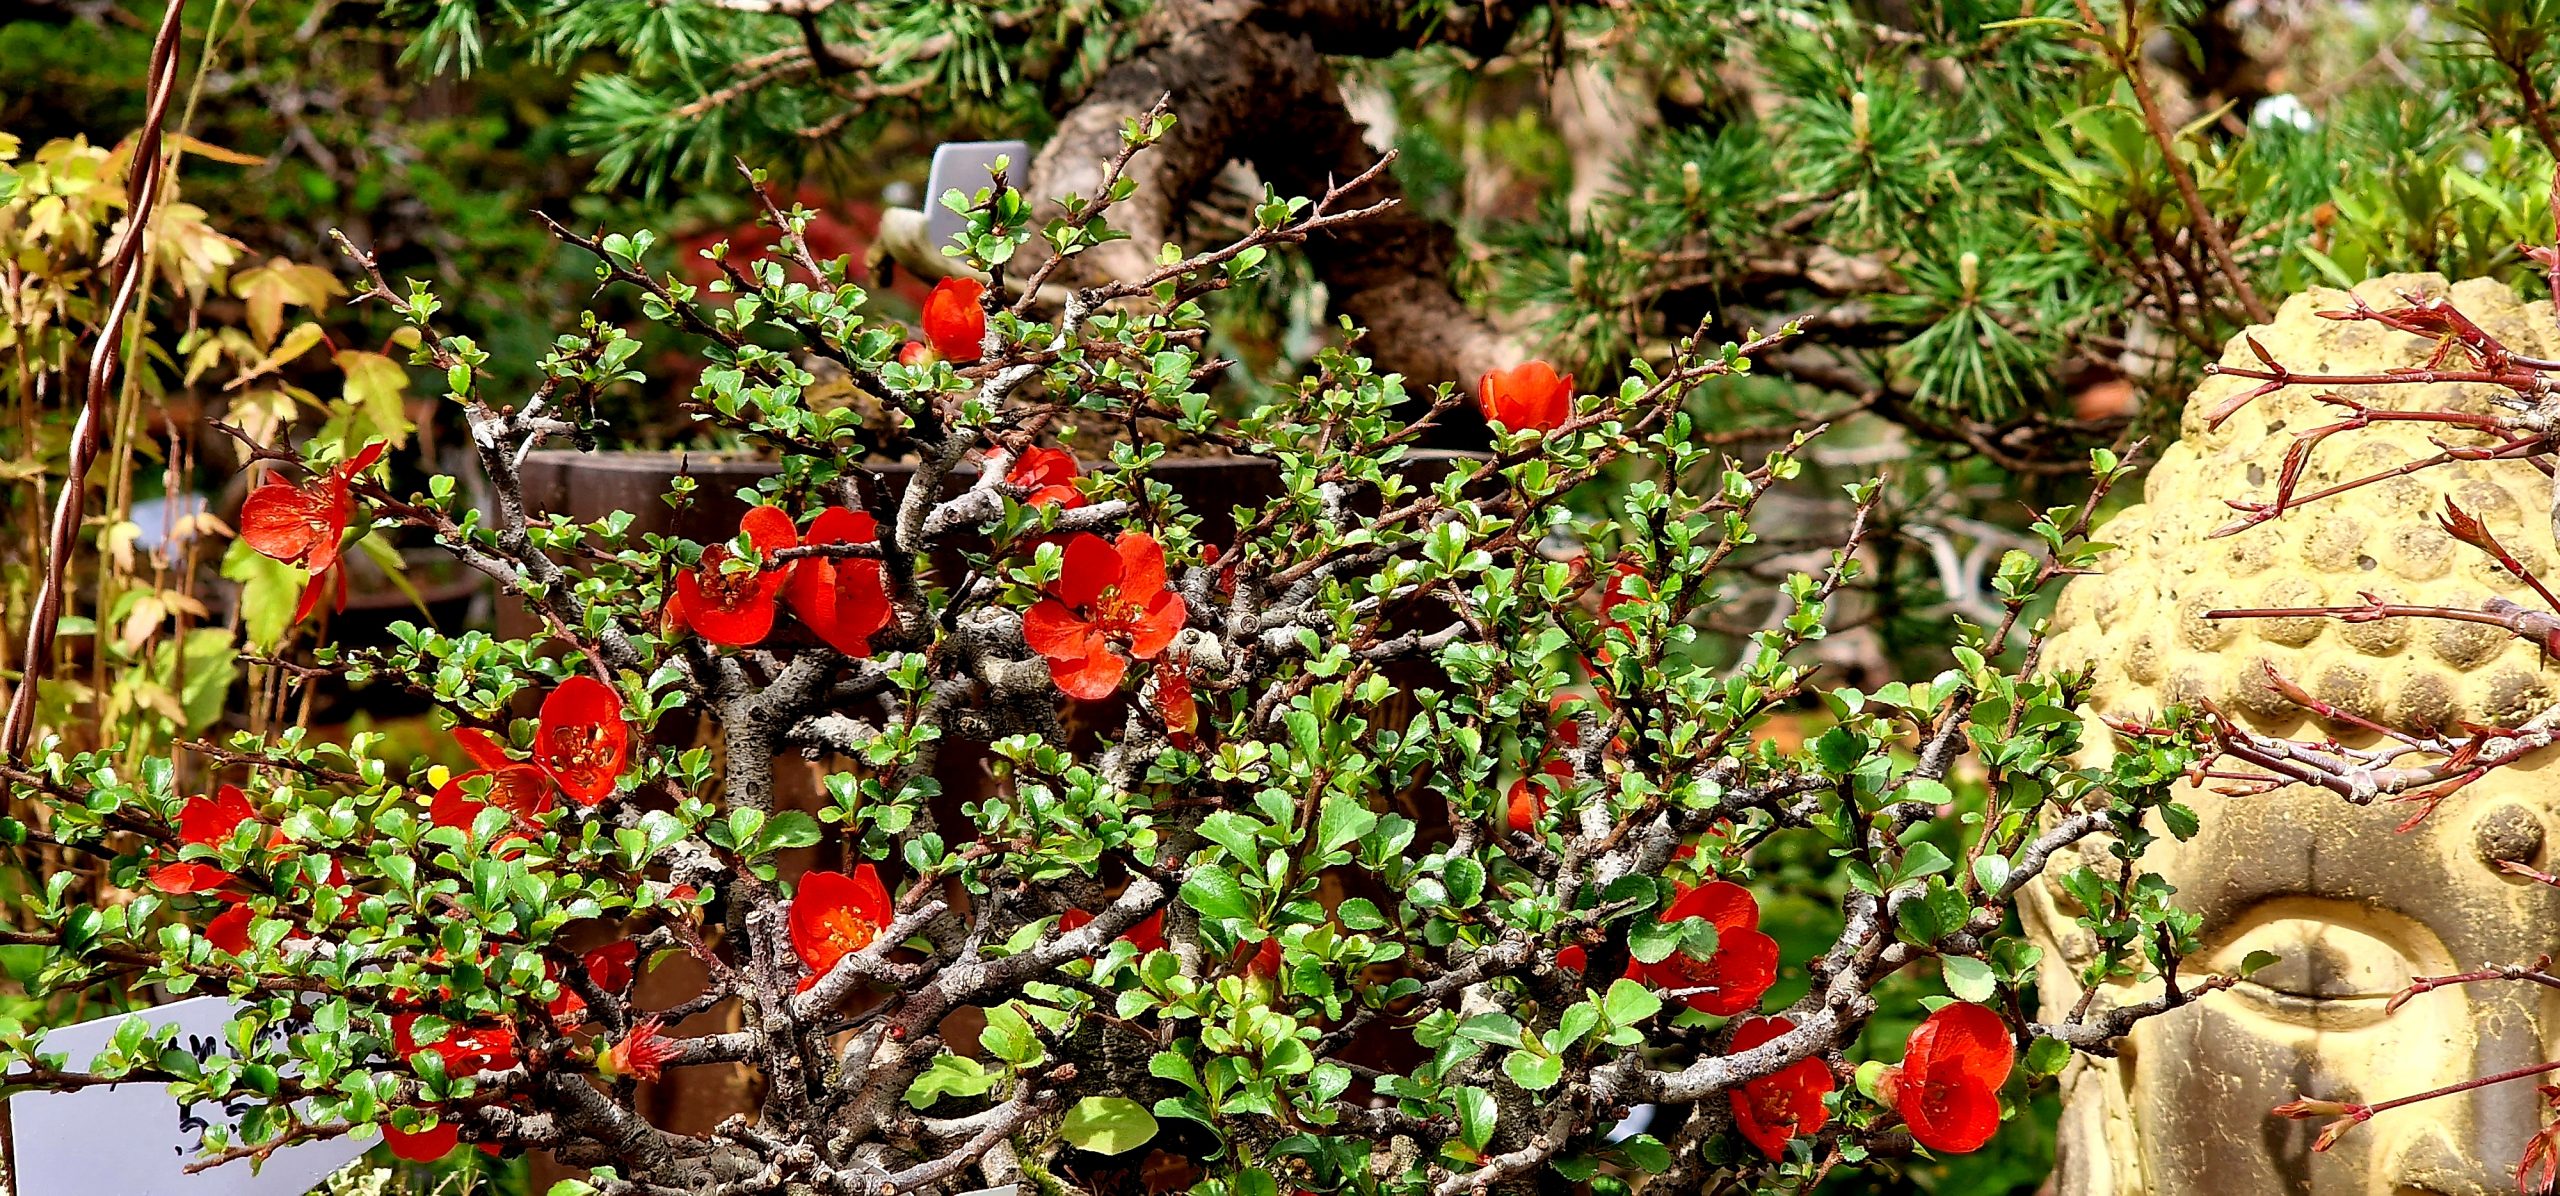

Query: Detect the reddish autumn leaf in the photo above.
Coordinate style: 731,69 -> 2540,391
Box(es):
537,676 -> 629,805
791,865 -> 892,989
1631,880 -> 1780,1016
921,277 -> 987,362
1006,447 -> 1085,509
1477,360 -> 1574,432
671,505 -> 799,647
1022,532 -> 1188,700
1891,1001 -> 2014,1154
1727,1015 -> 1833,1160
783,506 -> 893,657
204,905 -> 255,955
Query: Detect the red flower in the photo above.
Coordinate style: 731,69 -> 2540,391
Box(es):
783,507 -> 893,657
790,865 -> 892,989
204,905 -> 255,955
898,341 -> 932,367
921,277 -> 987,363
431,727 -> 555,834
178,784 -> 260,846
1889,1002 -> 2014,1154
1507,759 -> 1572,834
1507,700 -> 1591,833
1477,360 -> 1573,432
1631,881 -> 1780,1016
2520,1086 -> 2560,1194
240,441 -> 386,625
1022,532 -> 1188,700
1007,447 -> 1085,509
669,506 -> 798,647
392,1013 -> 519,1076
548,939 -> 643,1023
536,677 -> 629,806
1728,1016 -> 1833,1160
383,1120 -> 458,1162
1153,661 -> 1199,749
1239,937 -> 1284,983
1594,555 -> 1645,666
149,862 -> 237,894
1058,908 -> 1168,954
604,1018 -> 683,1083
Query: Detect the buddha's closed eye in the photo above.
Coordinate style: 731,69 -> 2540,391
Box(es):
2200,899 -> 2447,1031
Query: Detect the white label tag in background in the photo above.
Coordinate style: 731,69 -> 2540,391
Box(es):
7,996 -> 368,1195
925,140 -> 1034,258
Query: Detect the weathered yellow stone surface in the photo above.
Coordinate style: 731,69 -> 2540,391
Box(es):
2023,275 -> 2560,1196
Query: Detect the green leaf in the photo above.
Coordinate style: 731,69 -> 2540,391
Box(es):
2238,949 -> 2281,977
1454,1086 -> 1498,1152
2025,1035 -> 2072,1078
1316,796 -> 1378,855
1602,978 -> 1661,1025
1179,868 -> 1254,926
904,1054 -> 998,1109
1503,1049 -> 1565,1091
1061,1096 -> 1159,1155
1941,955 -> 1998,1003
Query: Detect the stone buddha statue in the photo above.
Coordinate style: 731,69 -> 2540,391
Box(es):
2024,274 -> 2560,1195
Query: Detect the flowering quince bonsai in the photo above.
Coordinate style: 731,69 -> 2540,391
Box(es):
0,128 -> 2220,1194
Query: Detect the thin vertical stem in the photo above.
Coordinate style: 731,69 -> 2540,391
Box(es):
2073,0 -> 2271,325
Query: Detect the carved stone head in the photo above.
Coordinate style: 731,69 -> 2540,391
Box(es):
2024,275 -> 2560,1195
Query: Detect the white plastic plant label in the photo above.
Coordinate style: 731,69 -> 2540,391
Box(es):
6,996 -> 369,1195
925,140 -> 1033,258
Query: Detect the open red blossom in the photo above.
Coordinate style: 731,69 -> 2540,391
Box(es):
921,277 -> 987,362
605,1018 -> 683,1083
240,441 -> 386,573
1890,1001 -> 2014,1154
1477,360 -> 1574,432
383,1121 -> 459,1162
178,784 -> 260,846
1007,447 -> 1085,509
431,727 -> 556,834
203,905 -> 255,955
670,506 -> 798,646
790,865 -> 892,990
1058,908 -> 1169,954
392,1013 -> 519,1076
783,507 -> 892,657
548,939 -> 643,1023
242,441 -> 386,626
1023,532 -> 1188,700
1728,1016 -> 1833,1160
537,677 -> 629,805
149,861 -> 237,894
1632,880 -> 1780,1016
